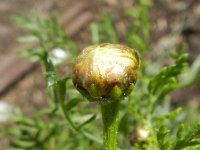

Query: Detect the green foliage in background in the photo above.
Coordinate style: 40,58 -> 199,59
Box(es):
0,0 -> 200,149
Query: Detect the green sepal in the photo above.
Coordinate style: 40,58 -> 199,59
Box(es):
124,83 -> 135,97
108,85 -> 122,100
88,84 -> 101,98
76,87 -> 92,100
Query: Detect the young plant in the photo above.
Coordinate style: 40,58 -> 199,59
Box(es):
1,2 -> 200,149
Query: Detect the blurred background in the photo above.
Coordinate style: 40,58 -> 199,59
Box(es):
0,0 -> 199,149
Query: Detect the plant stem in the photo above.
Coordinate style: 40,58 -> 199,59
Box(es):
101,101 -> 120,150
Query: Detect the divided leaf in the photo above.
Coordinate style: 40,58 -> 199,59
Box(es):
148,53 -> 188,98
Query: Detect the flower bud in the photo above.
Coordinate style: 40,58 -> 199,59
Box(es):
72,43 -> 140,102
130,127 -> 149,146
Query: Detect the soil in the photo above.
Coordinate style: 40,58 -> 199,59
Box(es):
0,0 -> 199,149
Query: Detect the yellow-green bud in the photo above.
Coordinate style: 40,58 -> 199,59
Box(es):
72,43 -> 140,102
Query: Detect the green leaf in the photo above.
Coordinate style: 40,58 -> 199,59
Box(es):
11,14 -> 37,31
17,35 -> 38,43
90,23 -> 99,44
187,121 -> 200,141
15,118 -> 35,127
177,124 -> 185,140
10,140 -> 35,149
183,54 -> 200,86
78,114 -> 96,128
187,139 -> 200,147
93,13 -> 118,44
157,125 -> 170,149
41,51 -> 55,72
64,98 -> 83,111
127,33 -> 146,51
155,107 -> 182,122
173,121 -> 200,150
148,53 -> 188,95
156,78 -> 178,101
124,8 -> 140,18
45,72 -> 57,87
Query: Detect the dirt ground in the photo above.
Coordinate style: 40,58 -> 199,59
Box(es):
0,0 -> 199,149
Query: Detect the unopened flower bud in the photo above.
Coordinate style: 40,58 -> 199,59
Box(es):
72,43 -> 140,102
130,127 -> 149,146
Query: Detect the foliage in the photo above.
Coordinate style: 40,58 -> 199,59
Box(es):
90,13 -> 119,44
12,12 -> 77,62
125,0 -> 151,54
0,1 -> 200,150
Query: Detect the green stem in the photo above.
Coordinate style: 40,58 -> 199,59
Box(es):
101,101 -> 120,150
